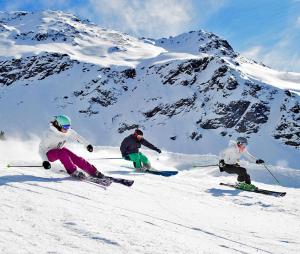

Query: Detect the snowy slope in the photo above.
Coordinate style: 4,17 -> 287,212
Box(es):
0,138 -> 299,254
0,11 -> 164,67
237,56 -> 300,95
0,10 -> 299,168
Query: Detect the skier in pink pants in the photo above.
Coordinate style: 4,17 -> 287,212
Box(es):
39,115 -> 103,179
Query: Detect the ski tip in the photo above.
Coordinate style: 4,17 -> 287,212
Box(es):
6,164 -> 10,168
128,181 -> 134,187
124,180 -> 134,187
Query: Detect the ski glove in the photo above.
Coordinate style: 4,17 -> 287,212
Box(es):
256,159 -> 265,164
42,161 -> 51,170
87,144 -> 93,152
219,159 -> 225,168
156,148 -> 162,154
123,155 -> 130,161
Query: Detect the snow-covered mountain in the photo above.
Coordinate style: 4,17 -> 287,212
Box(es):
0,10 -> 299,168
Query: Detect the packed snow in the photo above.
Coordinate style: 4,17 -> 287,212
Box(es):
0,138 -> 299,254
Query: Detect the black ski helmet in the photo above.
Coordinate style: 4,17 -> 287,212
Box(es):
237,137 -> 248,146
134,129 -> 143,136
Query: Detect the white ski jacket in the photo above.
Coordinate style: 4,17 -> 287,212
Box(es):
219,140 -> 256,165
39,124 -> 89,161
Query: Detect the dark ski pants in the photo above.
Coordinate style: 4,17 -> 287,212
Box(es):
221,164 -> 251,184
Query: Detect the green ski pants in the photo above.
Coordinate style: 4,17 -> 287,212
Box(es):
127,152 -> 150,168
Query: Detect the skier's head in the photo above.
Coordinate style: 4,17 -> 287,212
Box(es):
236,137 -> 248,147
134,129 -> 143,141
52,115 -> 71,133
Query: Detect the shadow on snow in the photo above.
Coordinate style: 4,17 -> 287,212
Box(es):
0,174 -> 70,185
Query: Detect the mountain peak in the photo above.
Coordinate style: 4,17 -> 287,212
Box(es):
0,10 -> 165,67
0,10 -> 92,43
155,29 -> 236,57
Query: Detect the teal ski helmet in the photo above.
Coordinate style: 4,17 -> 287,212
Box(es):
54,115 -> 71,129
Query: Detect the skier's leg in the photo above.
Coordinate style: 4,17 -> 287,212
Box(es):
139,153 -> 151,169
128,153 -> 142,168
62,148 -> 98,176
222,164 -> 238,175
238,168 -> 251,184
222,164 -> 251,183
47,148 -> 77,174
228,165 -> 251,184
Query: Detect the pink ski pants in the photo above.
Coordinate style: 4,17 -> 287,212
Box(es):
46,147 -> 97,175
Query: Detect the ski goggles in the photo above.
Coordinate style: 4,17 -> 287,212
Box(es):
61,124 -> 71,130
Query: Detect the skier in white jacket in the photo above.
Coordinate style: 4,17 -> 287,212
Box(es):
219,137 -> 264,185
39,115 -> 103,179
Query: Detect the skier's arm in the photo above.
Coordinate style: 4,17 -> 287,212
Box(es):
141,138 -> 160,152
69,129 -> 90,147
219,150 -> 226,160
39,133 -> 49,161
218,149 -> 226,166
39,141 -> 51,169
120,139 -> 128,157
39,145 -> 48,161
243,149 -> 257,163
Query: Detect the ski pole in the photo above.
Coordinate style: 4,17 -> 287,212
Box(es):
6,164 -> 43,168
263,164 -> 280,185
89,157 -> 124,160
193,164 -> 218,168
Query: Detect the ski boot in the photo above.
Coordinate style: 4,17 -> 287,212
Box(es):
136,163 -> 151,172
135,166 -> 147,172
71,170 -> 86,179
236,182 -> 257,191
94,171 -> 104,179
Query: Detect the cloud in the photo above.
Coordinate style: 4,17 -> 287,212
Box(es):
1,0 -> 72,12
88,0 -> 194,38
196,0 -> 228,23
297,16 -> 300,27
242,41 -> 300,72
1,0 -> 31,11
0,0 -> 228,39
241,46 -> 262,60
241,15 -> 300,72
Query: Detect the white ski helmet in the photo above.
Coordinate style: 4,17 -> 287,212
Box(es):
236,137 -> 248,146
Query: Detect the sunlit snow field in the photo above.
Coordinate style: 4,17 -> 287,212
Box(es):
0,138 -> 299,254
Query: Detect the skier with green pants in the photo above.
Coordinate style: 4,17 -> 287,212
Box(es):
120,129 -> 161,171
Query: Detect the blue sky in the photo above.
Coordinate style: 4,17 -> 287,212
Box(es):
0,0 -> 299,72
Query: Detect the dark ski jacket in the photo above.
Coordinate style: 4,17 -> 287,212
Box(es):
120,134 -> 159,157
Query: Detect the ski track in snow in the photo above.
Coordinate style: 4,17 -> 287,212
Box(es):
0,141 -> 299,254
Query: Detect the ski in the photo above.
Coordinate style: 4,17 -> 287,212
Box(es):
144,169 -> 178,177
83,176 -> 113,187
220,183 -> 286,197
121,166 -> 178,177
102,175 -> 134,187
